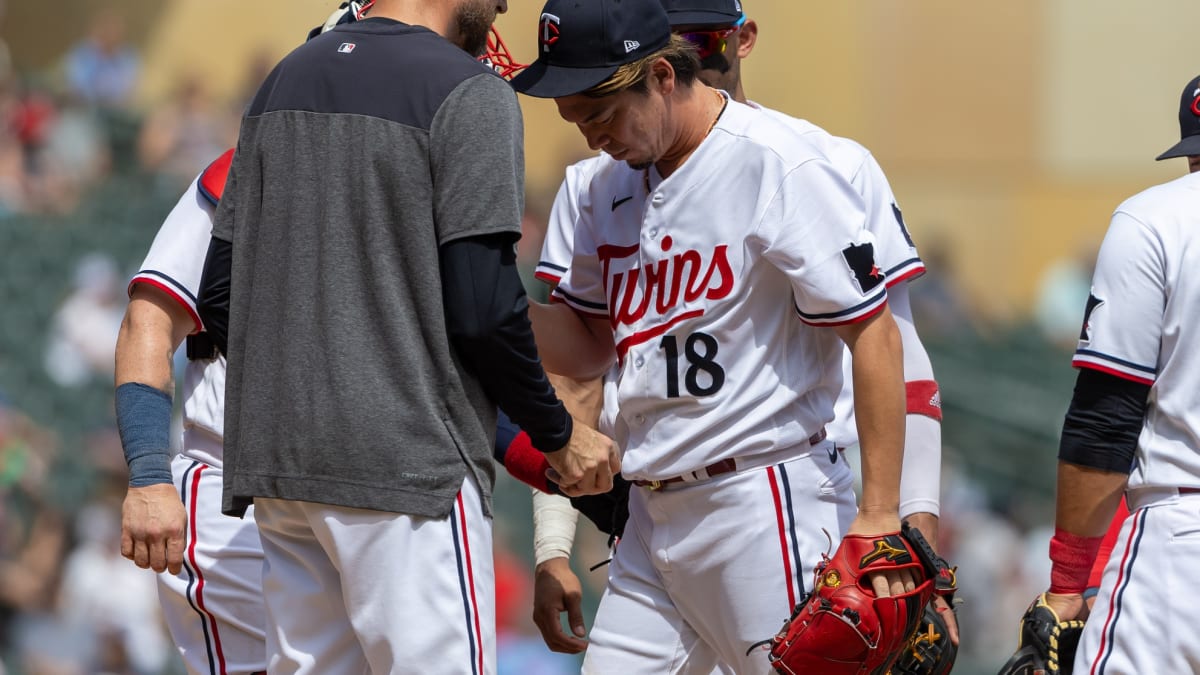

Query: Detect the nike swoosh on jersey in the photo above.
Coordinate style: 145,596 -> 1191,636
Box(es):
611,195 -> 634,211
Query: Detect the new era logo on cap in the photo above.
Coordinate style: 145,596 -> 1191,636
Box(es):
624,40 -> 641,53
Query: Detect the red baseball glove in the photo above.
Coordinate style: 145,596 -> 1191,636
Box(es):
765,524 -> 937,675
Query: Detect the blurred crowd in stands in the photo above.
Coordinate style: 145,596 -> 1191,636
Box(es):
0,5 -> 1095,675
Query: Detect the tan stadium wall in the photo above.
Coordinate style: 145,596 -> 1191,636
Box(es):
8,0 -> 1197,317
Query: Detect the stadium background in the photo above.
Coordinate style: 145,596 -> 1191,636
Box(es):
1,1 -> 1196,673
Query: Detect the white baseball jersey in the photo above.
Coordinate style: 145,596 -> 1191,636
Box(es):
554,99 -> 886,481
1072,170 -> 1200,674
539,106 -> 928,469
1072,170 -> 1200,491
776,114 -> 925,449
129,178 -> 227,465
129,167 -> 268,675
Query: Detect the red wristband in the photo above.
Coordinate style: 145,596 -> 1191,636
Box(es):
502,431 -> 554,493
906,380 -> 943,421
1049,528 -> 1103,595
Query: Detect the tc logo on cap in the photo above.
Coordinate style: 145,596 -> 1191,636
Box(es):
540,13 -> 560,53
1192,88 -> 1200,116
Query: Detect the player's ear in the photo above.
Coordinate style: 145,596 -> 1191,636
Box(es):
650,57 -> 675,95
736,19 -> 758,59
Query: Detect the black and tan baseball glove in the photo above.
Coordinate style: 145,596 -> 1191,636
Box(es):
890,602 -> 957,675
996,593 -> 1086,675
890,525 -> 959,675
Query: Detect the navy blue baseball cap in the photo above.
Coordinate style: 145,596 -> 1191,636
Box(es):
511,0 -> 672,98
662,0 -> 744,27
1156,74 -> 1200,160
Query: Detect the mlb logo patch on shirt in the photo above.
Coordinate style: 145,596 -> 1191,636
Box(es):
338,42 -> 356,54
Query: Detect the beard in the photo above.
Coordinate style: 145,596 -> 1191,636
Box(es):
455,0 -> 495,57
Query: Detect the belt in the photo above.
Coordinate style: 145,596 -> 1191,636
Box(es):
634,427 -> 827,491
1180,487 -> 1200,494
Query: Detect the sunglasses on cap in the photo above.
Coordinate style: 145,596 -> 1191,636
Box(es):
677,14 -> 746,61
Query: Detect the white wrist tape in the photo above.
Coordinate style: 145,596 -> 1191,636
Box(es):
532,488 -> 579,566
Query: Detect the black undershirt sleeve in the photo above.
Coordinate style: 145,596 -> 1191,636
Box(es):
1058,368 -> 1151,473
196,236 -> 233,355
440,233 -> 573,453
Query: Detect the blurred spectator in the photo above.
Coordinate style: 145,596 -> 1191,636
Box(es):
1033,241 -> 1097,349
0,394 -> 68,658
44,253 -> 126,388
63,9 -> 140,110
2,76 -> 108,215
137,73 -> 234,189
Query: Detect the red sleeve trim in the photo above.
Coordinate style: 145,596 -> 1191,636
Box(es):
885,265 -> 926,288
1073,361 -> 1155,387
128,277 -> 203,334
798,296 -> 887,327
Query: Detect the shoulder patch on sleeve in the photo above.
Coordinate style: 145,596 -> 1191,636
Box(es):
842,242 -> 885,294
1080,292 -> 1104,342
198,148 -> 235,206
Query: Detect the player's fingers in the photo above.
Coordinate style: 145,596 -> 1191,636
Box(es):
935,596 -> 960,645
594,461 -> 613,493
870,571 -> 891,598
565,588 -> 587,639
120,530 -> 134,561
131,538 -> 151,570
607,446 -> 621,474
900,568 -> 917,593
533,604 -> 587,654
546,467 -> 581,494
166,531 -> 186,576
148,538 -> 169,573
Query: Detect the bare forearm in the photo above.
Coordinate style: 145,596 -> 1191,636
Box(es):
1055,462 -> 1128,537
842,309 -> 906,514
115,290 -> 192,391
529,301 -> 614,380
548,373 -> 603,429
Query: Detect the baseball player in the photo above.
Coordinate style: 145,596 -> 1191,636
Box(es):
115,5 -> 546,674
511,0 -> 916,671
194,0 -> 618,671
1022,72 -> 1200,673
527,0 -> 955,654
116,149 -> 268,675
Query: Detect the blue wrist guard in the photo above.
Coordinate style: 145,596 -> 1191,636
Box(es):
115,382 -> 174,487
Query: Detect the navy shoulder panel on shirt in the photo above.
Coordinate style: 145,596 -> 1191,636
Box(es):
248,18 -> 497,131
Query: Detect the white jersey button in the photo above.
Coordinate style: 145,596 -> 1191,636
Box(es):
634,414 -> 646,425
635,356 -> 645,367
649,228 -> 659,238
651,193 -> 664,205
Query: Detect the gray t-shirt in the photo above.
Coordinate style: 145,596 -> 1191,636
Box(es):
212,19 -> 523,518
